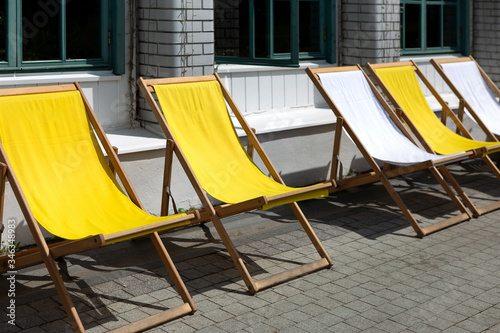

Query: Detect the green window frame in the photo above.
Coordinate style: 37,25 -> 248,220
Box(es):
0,0 -> 124,74
400,0 -> 469,55
214,0 -> 336,67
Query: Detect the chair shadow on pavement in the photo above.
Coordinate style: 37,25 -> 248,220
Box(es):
1,220 -> 314,331
252,159 -> 500,241
3,161 -> 500,331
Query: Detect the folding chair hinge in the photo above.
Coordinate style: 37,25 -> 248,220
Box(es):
336,156 -> 344,185
458,99 -> 466,115
164,185 -> 178,214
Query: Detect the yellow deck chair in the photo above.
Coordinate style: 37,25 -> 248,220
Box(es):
366,61 -> 500,216
138,74 -> 335,294
307,65 -> 480,237
0,84 -> 197,332
431,56 -> 500,141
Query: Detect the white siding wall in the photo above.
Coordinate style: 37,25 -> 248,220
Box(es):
217,64 -> 323,115
0,73 -> 131,130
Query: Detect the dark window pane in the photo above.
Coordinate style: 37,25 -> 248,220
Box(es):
404,4 -> 420,48
215,0 -> 323,60
66,0 -> 101,59
22,0 -> 61,61
254,0 -> 269,58
443,5 -> 457,47
274,0 -> 290,54
214,0 -> 249,57
426,5 -> 441,47
299,1 -> 320,53
0,0 -> 5,62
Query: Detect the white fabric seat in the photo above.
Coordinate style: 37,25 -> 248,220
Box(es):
317,71 -> 463,166
440,61 -> 500,136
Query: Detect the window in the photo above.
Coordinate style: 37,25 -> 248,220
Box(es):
400,0 -> 468,55
0,0 -> 124,73
214,0 -> 335,66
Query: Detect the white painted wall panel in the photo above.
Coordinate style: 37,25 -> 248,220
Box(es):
245,72 -> 260,113
217,62 -> 332,115
230,73 -> 247,114
297,73 -> 311,106
258,72 -> 273,111
271,71 -> 286,109
284,72 -> 298,108
98,81 -> 120,127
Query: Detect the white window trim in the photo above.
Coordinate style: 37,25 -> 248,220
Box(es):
216,60 -> 337,136
215,60 -> 332,74
0,71 -> 121,86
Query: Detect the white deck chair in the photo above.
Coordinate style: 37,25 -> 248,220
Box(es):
307,66 -> 480,237
431,56 -> 500,140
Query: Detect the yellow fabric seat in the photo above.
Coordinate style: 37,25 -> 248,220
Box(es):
153,80 -> 328,209
0,90 -> 188,240
373,66 -> 500,155
0,84 -> 196,332
139,74 -> 333,295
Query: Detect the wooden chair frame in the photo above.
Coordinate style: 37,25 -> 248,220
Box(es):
431,56 -> 500,141
0,83 -> 196,332
138,74 -> 334,294
366,61 -> 500,217
307,66 -> 478,237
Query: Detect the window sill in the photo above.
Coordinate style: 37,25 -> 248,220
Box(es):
215,60 -> 334,74
106,127 -> 166,155
400,53 -> 464,63
0,70 -> 121,86
110,107 -> 336,157
232,106 -> 335,136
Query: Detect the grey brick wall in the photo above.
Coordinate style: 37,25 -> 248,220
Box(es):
137,0 -> 215,125
472,0 -> 500,84
138,0 -> 215,79
341,0 -> 400,66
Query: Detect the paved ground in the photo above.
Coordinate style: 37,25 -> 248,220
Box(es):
2,159 -> 500,332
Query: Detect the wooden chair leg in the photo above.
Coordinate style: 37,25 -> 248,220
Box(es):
35,231 -> 195,333
43,253 -> 85,332
149,232 -> 196,311
208,214 -> 258,293
438,165 -> 480,217
377,173 -> 426,237
246,128 -> 257,160
331,118 -> 343,183
428,166 -> 470,216
288,202 -> 332,266
107,232 -> 197,333
161,140 -> 175,216
483,155 -> 500,181
378,168 -> 471,237
206,203 -> 332,294
469,155 -> 500,215
109,146 -> 119,176
251,202 -> 332,292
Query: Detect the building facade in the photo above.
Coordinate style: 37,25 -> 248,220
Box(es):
1,0 -> 499,245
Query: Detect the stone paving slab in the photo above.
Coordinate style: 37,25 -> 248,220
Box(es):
1,160 -> 500,332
